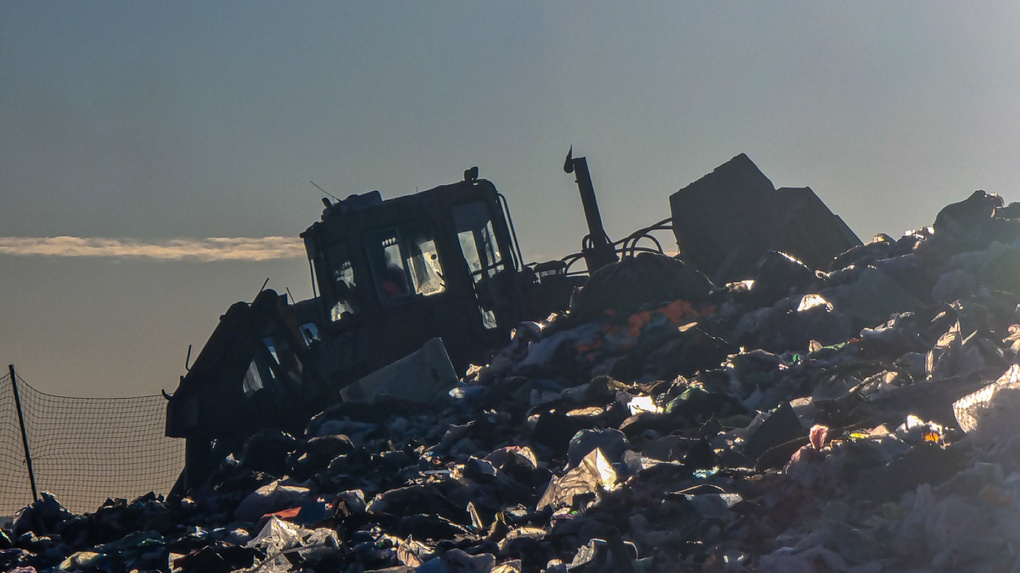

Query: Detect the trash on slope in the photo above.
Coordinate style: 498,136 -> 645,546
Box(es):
7,162 -> 1020,572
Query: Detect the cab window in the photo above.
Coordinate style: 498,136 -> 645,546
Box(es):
324,240 -> 358,322
366,221 -> 445,304
453,202 -> 505,329
453,201 -> 505,281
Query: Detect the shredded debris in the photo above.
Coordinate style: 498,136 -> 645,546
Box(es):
5,172 -> 1020,572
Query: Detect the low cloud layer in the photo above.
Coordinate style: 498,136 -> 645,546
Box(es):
0,236 -> 305,262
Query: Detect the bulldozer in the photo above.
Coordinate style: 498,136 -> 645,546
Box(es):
165,150 -> 862,491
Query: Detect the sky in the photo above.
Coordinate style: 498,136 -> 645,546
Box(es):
3,2 -> 1020,397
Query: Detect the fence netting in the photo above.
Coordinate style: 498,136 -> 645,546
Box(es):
0,370 -> 185,516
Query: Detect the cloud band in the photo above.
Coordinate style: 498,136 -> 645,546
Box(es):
0,236 -> 306,262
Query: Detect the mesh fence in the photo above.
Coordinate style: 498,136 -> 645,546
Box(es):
0,370 -> 185,516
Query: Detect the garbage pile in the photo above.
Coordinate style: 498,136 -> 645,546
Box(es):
7,189 -> 1020,572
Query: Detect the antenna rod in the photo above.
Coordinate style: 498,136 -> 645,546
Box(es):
310,180 -> 340,202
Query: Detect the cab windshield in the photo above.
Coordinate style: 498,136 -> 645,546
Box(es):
365,221 -> 445,304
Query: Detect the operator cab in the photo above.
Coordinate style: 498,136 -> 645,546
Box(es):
300,173 -> 526,380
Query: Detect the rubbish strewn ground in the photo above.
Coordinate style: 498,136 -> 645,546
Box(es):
5,189 -> 1020,572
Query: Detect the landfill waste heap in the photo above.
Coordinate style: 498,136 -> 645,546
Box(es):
6,163 -> 1020,572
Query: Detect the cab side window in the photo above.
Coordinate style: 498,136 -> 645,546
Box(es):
453,201 -> 505,281
453,201 -> 506,329
323,240 -> 358,322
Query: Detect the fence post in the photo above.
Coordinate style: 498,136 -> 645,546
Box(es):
9,365 -> 39,502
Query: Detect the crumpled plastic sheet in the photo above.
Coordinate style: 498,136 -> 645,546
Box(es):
954,363 -> 1020,438
416,548 -> 495,572
241,516 -> 340,572
536,449 -> 617,512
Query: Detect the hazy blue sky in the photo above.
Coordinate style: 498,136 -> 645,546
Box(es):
3,3 -> 1020,396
